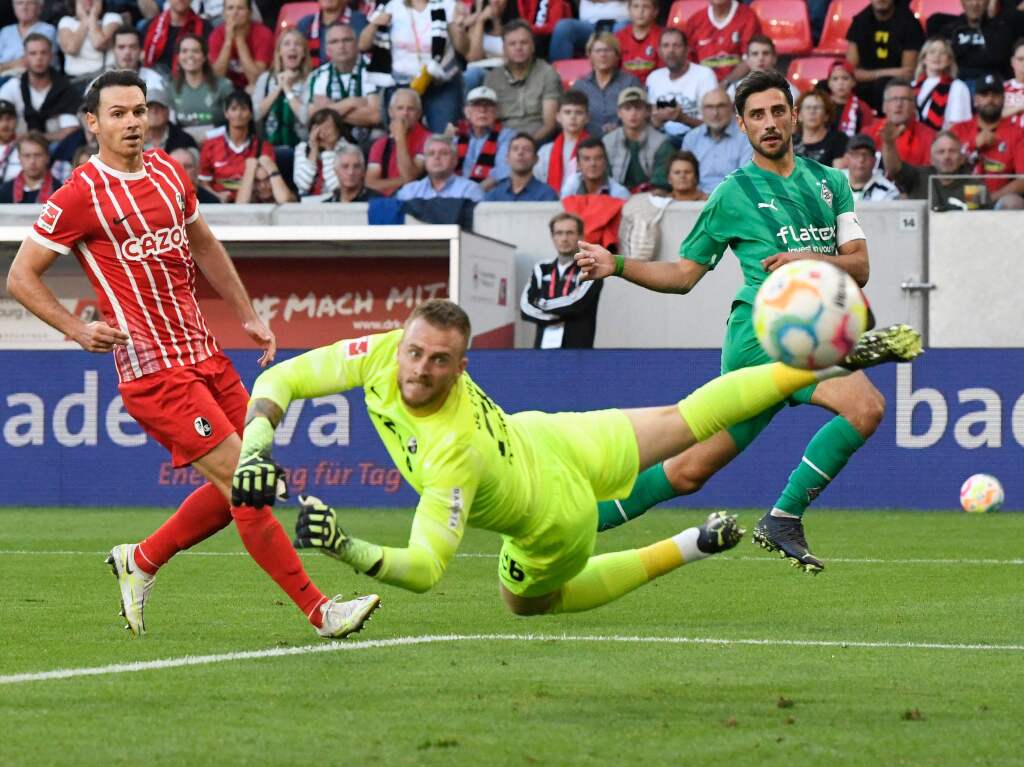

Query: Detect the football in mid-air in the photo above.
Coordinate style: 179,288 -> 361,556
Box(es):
753,259 -> 868,370
960,474 -> 1004,513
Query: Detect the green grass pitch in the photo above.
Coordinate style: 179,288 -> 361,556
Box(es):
1,507 -> 1022,766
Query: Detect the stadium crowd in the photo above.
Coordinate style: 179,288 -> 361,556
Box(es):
0,0 -> 1023,211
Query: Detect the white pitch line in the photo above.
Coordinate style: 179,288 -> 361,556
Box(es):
0,550 -> 1021,565
3,633 -> 1023,686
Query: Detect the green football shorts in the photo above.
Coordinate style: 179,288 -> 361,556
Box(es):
498,409 -> 639,598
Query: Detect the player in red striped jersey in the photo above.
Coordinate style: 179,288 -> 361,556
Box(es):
6,70 -> 378,640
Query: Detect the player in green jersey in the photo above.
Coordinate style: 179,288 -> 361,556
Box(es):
230,300 -> 919,620
575,69 -> 881,574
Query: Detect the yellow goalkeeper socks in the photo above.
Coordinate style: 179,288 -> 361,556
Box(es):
678,363 -> 827,443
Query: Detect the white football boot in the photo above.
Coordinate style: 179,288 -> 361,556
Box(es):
316,594 -> 381,639
105,544 -> 156,637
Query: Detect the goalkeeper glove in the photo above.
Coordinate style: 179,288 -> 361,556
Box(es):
232,416 -> 286,508
294,494 -> 349,558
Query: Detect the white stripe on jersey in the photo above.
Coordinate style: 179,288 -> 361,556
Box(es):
76,241 -> 143,380
91,168 -> 173,371
146,155 -> 216,360
117,176 -> 187,367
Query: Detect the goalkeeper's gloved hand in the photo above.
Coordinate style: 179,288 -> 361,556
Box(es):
231,452 -> 286,508
294,494 -> 348,559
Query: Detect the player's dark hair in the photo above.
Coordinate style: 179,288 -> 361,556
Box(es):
559,89 -> 589,110
83,69 -> 147,115
577,136 -> 609,162
502,19 -> 534,39
23,32 -> 53,51
660,27 -> 687,48
510,132 -> 537,153
113,23 -> 142,45
407,300 -> 472,345
733,68 -> 794,117
548,212 -> 584,236
747,34 -> 775,54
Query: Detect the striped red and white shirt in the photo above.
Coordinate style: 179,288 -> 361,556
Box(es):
30,149 -> 219,383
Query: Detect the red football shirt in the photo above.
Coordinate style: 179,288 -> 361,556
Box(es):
1003,80 -> 1024,129
208,22 -> 275,90
950,118 -> 1024,193
367,123 -> 432,196
29,150 -> 218,383
683,1 -> 759,81
198,133 -> 276,201
616,25 -> 663,85
867,118 -> 937,167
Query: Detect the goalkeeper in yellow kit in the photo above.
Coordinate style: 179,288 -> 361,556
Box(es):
231,300 -> 919,625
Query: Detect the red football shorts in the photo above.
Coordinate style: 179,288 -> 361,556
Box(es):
120,352 -> 250,468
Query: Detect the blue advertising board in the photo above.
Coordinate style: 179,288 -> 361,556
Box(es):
1,350 -> 1021,510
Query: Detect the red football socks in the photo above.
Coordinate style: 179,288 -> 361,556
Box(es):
134,482 -> 231,574
230,504 -> 328,628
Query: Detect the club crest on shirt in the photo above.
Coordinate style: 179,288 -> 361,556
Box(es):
820,180 -> 833,208
407,437 -> 417,454
193,417 -> 213,437
36,201 -> 63,234
176,191 -> 185,213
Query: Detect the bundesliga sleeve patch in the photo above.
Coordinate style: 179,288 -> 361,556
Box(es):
36,201 -> 63,234
346,337 -> 370,357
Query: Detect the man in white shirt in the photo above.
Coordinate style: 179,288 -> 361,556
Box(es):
842,133 -> 900,201
305,21 -> 380,136
645,28 -> 717,139
0,0 -> 57,75
0,34 -> 80,142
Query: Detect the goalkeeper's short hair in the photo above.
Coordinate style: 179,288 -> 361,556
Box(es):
407,299 -> 472,346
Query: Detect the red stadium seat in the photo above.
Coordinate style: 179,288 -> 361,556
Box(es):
788,56 -> 840,94
667,0 -> 709,30
813,0 -> 870,56
553,58 -> 592,90
910,0 -> 964,27
750,0 -> 812,56
276,1 -> 318,39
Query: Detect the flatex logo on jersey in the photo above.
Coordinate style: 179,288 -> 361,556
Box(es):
775,224 -> 837,252
122,225 -> 188,261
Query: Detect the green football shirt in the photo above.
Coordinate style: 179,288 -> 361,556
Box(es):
680,156 -> 861,306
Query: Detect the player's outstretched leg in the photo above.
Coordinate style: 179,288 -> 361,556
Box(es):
752,324 -> 924,574
316,594 -> 382,638
542,512 -> 744,614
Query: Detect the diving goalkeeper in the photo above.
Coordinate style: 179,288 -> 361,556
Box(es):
231,300 -> 919,618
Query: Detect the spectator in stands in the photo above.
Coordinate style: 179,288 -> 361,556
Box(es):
253,28 -> 311,149
57,0 -> 121,85
0,131 -> 58,203
794,91 -> 848,167
142,0 -> 208,75
450,85 -> 514,192
549,0 -> 632,61
170,146 -> 222,204
1005,38 -> 1024,127
535,89 -> 589,192
0,100 -> 21,183
305,22 -> 381,143
0,0 -> 56,76
560,136 -> 629,198
396,134 -> 485,201
517,0 -> 571,53
615,0 -> 662,85
112,25 -> 167,94
359,0 -> 469,133
49,104 -> 91,181
0,34 -> 80,142
841,133 -> 900,200
294,108 -> 351,199
171,34 -> 234,135
298,0 -> 368,69
846,0 -> 924,114
325,144 -> 381,201
486,132 -> 559,200
913,37 -> 972,131
681,87 -> 751,193
932,0 -> 1015,85
366,87 -> 430,195
826,59 -> 876,137
144,85 -> 197,153
198,90 -> 275,202
209,0 -> 273,90
602,86 -> 671,190
868,78 -> 937,168
236,152 -> 297,202
728,36 -> 799,102
682,0 -> 759,86
461,0 -> 508,93
655,149 -> 707,200
645,28 -> 717,140
484,20 -> 562,142
950,73 -> 1024,208
572,32 -> 641,137
70,142 -> 92,168
884,129 -> 988,208
520,212 -> 603,349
